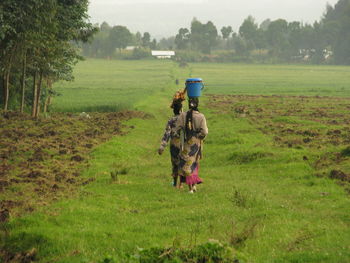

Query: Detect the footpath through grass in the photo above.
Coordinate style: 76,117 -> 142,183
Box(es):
3,61 -> 350,262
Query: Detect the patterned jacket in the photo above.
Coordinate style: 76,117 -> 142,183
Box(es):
159,115 -> 180,152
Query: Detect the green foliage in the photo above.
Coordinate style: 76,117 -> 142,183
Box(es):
81,23 -> 157,59
0,0 -> 96,113
175,28 -> 190,50
322,0 -> 350,64
221,26 -> 233,40
132,47 -> 152,60
174,50 -> 203,62
190,19 -> 218,54
239,16 -> 259,51
109,26 -> 133,51
142,32 -> 151,48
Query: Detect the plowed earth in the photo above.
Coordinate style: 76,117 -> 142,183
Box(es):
207,94 -> 350,192
0,111 -> 151,219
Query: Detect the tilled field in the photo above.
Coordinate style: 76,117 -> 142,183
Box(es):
0,111 -> 150,219
207,94 -> 350,192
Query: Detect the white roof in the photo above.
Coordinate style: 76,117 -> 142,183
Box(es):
151,50 -> 175,56
125,46 -> 137,50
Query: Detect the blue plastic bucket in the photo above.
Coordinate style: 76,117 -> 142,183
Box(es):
186,78 -> 204,98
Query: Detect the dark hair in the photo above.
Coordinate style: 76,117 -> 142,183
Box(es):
188,97 -> 199,111
185,98 -> 199,140
172,102 -> 182,115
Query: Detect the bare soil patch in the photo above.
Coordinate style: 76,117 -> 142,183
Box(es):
207,94 -> 350,191
0,110 -> 151,218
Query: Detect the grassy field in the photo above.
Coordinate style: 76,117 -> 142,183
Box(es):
192,63 -> 350,97
53,60 -> 350,113
2,59 -> 350,262
52,59 -> 180,112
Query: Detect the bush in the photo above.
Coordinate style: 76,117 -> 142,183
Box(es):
174,50 -> 203,62
130,48 -> 152,60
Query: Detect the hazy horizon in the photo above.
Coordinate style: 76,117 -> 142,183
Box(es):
88,0 -> 339,38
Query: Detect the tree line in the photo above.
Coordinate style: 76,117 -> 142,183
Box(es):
84,0 -> 350,65
1,0 -> 349,112
0,0 -> 96,114
81,23 -> 158,59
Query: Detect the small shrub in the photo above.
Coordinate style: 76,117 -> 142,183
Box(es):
130,48 -> 152,60
110,164 -> 130,183
230,189 -> 248,208
228,221 -> 258,248
110,171 -> 118,182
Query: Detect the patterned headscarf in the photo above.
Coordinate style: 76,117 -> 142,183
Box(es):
171,89 -> 186,114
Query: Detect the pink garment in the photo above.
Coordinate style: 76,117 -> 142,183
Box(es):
186,165 -> 202,185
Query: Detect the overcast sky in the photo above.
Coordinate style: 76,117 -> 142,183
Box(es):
88,0 -> 339,38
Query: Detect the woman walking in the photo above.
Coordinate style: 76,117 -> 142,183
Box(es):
176,97 -> 208,193
158,90 -> 186,188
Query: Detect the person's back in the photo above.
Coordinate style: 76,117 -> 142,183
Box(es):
177,110 -> 208,141
176,98 -> 208,193
158,90 -> 185,188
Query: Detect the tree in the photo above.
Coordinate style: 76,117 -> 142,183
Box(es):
100,21 -> 111,33
221,26 -> 233,40
190,18 -> 218,54
135,32 -> 142,46
109,25 -> 132,52
260,19 -> 271,31
141,32 -> 151,48
239,16 -> 259,51
159,36 -> 175,50
0,0 -> 96,115
175,28 -> 190,49
150,38 -> 157,50
232,34 -> 249,57
321,0 -> 350,64
266,19 -> 290,57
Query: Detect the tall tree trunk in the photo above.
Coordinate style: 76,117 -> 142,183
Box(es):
32,72 -> 37,117
3,45 -> 16,111
2,74 -> 6,108
3,70 -> 10,111
20,51 -> 27,113
43,79 -> 52,113
34,71 -> 43,118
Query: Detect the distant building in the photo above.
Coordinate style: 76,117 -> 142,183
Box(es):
151,50 -> 175,59
125,46 -> 137,51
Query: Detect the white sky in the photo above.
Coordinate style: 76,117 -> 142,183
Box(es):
88,0 -> 339,38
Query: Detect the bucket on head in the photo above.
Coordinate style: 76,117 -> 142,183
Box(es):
186,78 -> 204,98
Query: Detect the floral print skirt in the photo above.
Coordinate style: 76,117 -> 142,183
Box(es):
178,137 -> 202,177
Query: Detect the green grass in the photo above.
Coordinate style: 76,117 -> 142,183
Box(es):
3,60 -> 350,262
52,59 -> 181,112
191,63 -> 350,96
53,61 -> 350,113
